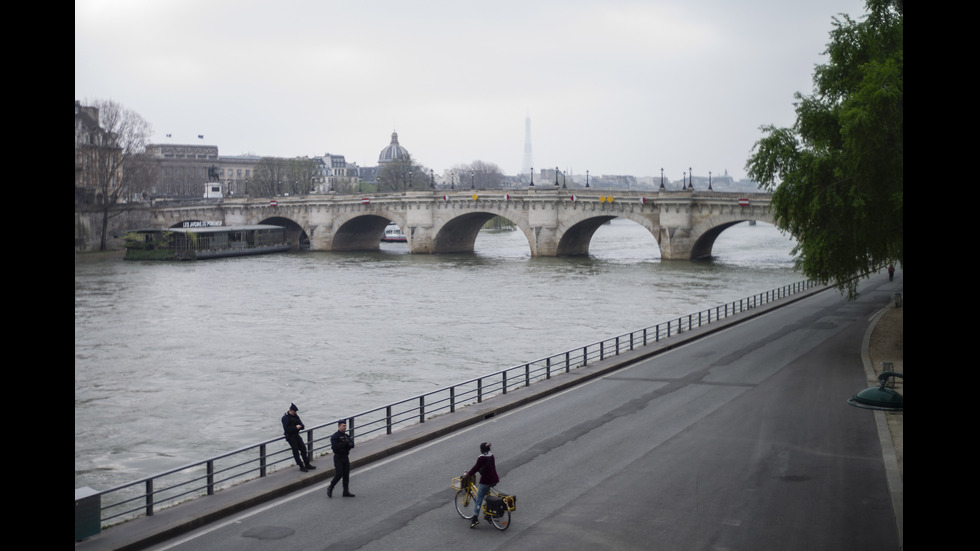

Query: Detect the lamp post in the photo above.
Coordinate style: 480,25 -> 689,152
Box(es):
586,170 -> 589,188
708,171 -> 712,191
470,171 -> 475,190
430,169 -> 435,189
408,170 -> 413,189
660,168 -> 664,190
689,167 -> 693,190
554,166 -> 559,188
529,167 -> 534,187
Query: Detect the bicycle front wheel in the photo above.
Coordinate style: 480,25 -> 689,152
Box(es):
489,509 -> 511,530
454,489 -> 475,519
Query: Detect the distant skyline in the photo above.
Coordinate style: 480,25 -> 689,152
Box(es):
75,0 -> 867,180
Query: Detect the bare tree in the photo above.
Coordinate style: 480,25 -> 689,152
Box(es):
377,153 -> 428,192
451,160 -> 503,189
250,157 -> 290,197
285,157 -> 320,195
76,99 -> 154,250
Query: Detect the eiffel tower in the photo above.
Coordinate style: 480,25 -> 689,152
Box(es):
521,115 -> 533,175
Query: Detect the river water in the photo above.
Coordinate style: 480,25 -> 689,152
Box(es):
74,219 -> 798,491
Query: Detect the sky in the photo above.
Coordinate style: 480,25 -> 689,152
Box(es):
75,0 -> 868,182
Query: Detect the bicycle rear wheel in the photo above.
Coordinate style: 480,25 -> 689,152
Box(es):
454,489 -> 475,519
489,510 -> 511,530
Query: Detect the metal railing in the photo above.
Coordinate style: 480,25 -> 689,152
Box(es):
82,279 -> 817,527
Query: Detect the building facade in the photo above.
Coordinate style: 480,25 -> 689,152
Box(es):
145,143 -> 219,198
75,100 -> 121,205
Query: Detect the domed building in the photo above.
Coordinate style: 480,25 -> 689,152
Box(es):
378,131 -> 410,165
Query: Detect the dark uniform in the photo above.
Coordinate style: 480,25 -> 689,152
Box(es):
281,403 -> 315,472
327,422 -> 355,497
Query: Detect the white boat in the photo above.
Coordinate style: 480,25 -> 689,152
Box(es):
381,223 -> 407,243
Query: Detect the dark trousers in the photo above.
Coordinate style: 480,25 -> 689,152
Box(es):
331,455 -> 351,490
285,434 -> 309,467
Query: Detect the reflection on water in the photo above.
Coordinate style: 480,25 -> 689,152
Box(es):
75,220 -> 796,490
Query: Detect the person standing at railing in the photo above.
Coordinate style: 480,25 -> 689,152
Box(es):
281,403 -> 317,473
463,442 -> 499,528
327,420 -> 355,498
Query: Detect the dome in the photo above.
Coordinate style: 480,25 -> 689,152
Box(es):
378,131 -> 410,164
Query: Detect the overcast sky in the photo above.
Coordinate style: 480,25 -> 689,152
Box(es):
75,0 -> 867,181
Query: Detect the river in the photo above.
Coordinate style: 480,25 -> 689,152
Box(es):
74,219 -> 798,491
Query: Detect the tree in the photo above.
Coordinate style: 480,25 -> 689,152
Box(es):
745,0 -> 902,298
452,160 -> 504,190
284,157 -> 320,196
377,153 -> 428,192
75,99 -> 155,250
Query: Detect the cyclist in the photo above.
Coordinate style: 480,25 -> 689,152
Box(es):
462,442 -> 499,528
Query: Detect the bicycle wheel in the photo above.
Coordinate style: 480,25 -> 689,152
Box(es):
454,489 -> 475,519
489,509 -> 511,531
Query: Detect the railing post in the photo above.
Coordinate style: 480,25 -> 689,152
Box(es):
600,341 -> 604,361
260,443 -> 267,477
502,370 -> 508,394
583,345 -> 588,366
546,357 -> 551,379
419,395 -> 425,423
386,405 -> 393,434
305,429 -> 313,462
449,388 -> 456,413
349,417 -> 355,440
565,351 -> 570,373
145,479 -> 154,517
207,460 -> 214,495
477,378 -> 483,403
525,363 -> 530,386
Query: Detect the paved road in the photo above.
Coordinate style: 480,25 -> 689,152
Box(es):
141,274 -> 900,551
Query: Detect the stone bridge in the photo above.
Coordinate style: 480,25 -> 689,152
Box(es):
149,189 -> 774,259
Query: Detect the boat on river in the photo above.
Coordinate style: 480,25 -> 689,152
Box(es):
381,223 -> 407,243
124,225 -> 290,260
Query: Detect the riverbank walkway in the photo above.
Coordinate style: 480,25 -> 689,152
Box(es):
75,278 -> 903,551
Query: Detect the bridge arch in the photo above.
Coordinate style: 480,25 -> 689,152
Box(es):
258,216 -> 309,249
432,211 -> 530,254
554,205 -> 660,257
329,212 -> 409,252
688,211 -> 776,260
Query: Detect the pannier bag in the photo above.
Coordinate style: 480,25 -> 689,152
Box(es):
485,495 -> 508,516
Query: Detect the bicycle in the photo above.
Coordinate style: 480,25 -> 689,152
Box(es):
451,476 -> 516,531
